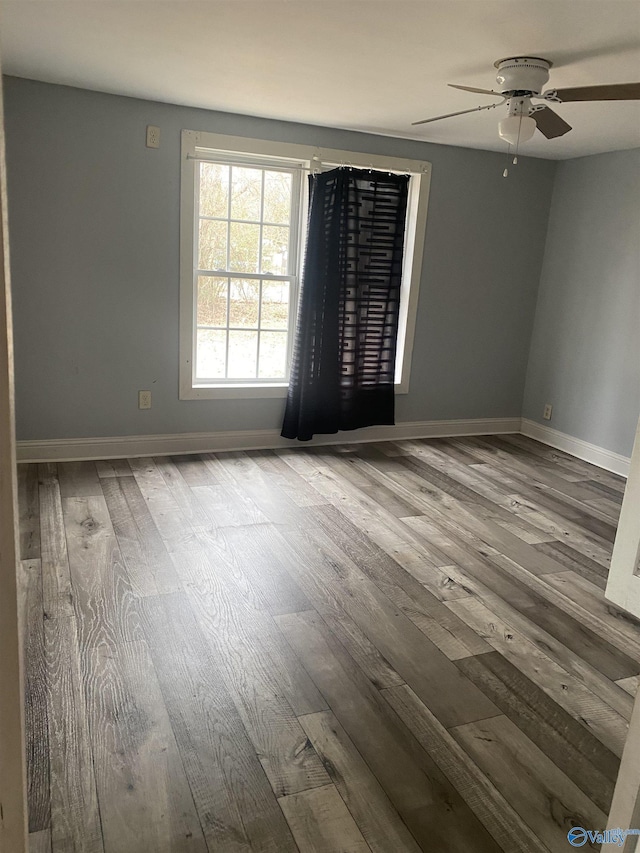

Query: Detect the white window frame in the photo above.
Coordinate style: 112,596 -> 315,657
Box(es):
180,130 -> 431,400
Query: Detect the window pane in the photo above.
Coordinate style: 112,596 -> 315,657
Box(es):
230,167 -> 262,221
261,225 -> 290,275
263,171 -> 292,225
199,219 -> 227,271
261,281 -> 289,329
197,276 -> 228,326
199,163 -> 229,218
229,279 -> 259,328
229,222 -> 260,273
259,331 -> 287,378
228,330 -> 258,378
196,329 -> 226,379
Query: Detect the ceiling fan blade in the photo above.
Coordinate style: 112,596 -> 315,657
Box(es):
533,106 -> 573,139
553,82 -> 640,102
448,84 -> 502,97
412,100 -> 504,126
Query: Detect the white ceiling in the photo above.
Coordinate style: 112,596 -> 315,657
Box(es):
1,0 -> 639,159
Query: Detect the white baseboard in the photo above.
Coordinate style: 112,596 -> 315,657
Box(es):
16,417 -> 632,476
520,418 -> 631,478
16,417 -> 521,463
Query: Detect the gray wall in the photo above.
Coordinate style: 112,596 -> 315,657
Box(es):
4,77 -> 555,441
523,149 -> 640,458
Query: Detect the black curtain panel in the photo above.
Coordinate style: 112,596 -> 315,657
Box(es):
281,167 -> 409,441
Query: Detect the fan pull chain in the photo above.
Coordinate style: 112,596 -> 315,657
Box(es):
503,112 -> 524,177
503,144 -> 511,178
513,112 -> 524,165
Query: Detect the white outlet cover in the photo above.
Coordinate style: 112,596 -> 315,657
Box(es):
138,390 -> 152,409
146,125 -> 160,148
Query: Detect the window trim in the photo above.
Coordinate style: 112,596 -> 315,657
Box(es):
179,130 -> 431,400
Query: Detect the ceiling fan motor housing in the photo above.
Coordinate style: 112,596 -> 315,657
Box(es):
494,57 -> 551,95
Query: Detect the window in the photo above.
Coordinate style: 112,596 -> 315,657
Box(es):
180,131 -> 431,399
195,160 -> 301,384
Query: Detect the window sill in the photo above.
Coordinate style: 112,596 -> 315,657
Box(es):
180,382 -> 409,400
181,383 -> 289,400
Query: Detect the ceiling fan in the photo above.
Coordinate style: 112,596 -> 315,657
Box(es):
413,56 -> 640,149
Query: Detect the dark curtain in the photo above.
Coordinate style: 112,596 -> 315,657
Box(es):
281,167 -> 409,441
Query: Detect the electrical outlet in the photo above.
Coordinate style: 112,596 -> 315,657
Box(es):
138,390 -> 152,410
146,125 -> 160,148
543,403 -> 553,421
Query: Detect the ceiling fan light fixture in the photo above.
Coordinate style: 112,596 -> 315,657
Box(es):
412,53 -> 640,154
498,114 -> 536,145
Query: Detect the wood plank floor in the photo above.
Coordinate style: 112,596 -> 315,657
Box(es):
18,435 -> 640,853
